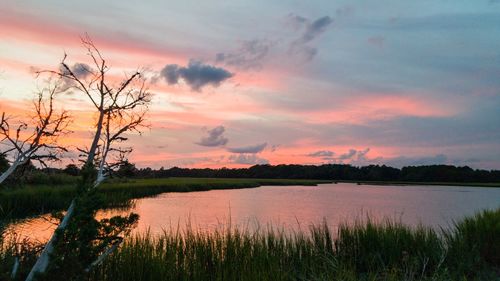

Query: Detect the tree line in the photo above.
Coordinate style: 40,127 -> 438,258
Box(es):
97,163 -> 500,183
10,161 -> 498,184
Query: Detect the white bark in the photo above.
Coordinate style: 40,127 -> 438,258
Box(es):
25,200 -> 75,281
94,172 -> 106,189
87,110 -> 104,164
0,160 -> 21,184
94,141 -> 109,188
0,151 -> 31,184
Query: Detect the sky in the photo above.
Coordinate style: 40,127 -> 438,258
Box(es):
1,0 -> 499,169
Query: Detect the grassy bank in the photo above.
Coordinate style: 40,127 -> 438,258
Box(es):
0,178 -> 329,219
88,208 -> 497,280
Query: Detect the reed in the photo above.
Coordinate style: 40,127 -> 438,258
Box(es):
88,209 -> 500,281
1,208 -> 499,280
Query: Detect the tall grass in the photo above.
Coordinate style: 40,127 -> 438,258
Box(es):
335,219 -> 445,278
0,178 -> 328,219
0,229 -> 43,280
0,208 -> 499,280
88,209 -> 500,281
90,225 -> 341,281
0,185 -> 75,219
444,208 -> 500,277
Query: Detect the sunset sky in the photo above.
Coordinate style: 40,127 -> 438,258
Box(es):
1,1 -> 499,169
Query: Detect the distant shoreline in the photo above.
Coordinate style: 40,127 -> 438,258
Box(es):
332,180 -> 500,188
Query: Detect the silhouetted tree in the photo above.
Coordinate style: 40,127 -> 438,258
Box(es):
26,35 -> 150,281
0,83 -> 71,184
116,160 -> 138,178
63,164 -> 80,176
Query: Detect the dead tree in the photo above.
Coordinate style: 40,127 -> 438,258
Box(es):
95,108 -> 147,187
26,35 -> 151,281
0,82 -> 71,184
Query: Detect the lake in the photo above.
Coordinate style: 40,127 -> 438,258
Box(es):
5,183 -> 500,242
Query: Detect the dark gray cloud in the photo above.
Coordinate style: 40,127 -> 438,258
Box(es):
301,16 -> 333,43
57,63 -> 93,93
160,64 -> 180,84
216,39 -> 273,71
229,154 -> 269,165
348,148 -> 371,166
287,14 -> 333,62
195,126 -> 228,147
59,63 -> 92,79
305,148 -> 371,164
339,149 -> 357,160
71,63 -> 92,79
308,150 -> 334,157
160,60 -> 233,91
227,142 -> 267,154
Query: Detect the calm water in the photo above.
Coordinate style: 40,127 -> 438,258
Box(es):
5,183 -> 500,242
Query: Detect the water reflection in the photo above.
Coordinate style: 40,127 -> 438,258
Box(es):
4,183 -> 500,243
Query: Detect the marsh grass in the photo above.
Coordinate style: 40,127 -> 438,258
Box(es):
0,229 -> 43,280
0,208 -> 499,280
88,209 -> 500,281
444,208 -> 500,277
90,224 -> 339,281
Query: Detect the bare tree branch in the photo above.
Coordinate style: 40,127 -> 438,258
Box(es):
26,35 -> 151,280
0,81 -> 71,184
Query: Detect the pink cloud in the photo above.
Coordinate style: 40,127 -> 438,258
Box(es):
300,93 -> 459,125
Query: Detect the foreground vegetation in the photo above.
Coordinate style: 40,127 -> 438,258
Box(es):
0,178 -> 328,219
87,208 -> 500,280
1,208 -> 498,280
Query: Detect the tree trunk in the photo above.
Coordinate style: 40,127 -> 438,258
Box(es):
87,110 -> 105,164
0,157 -> 24,184
94,143 -> 109,188
25,200 -> 75,281
25,109 -> 104,280
0,160 -> 20,183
